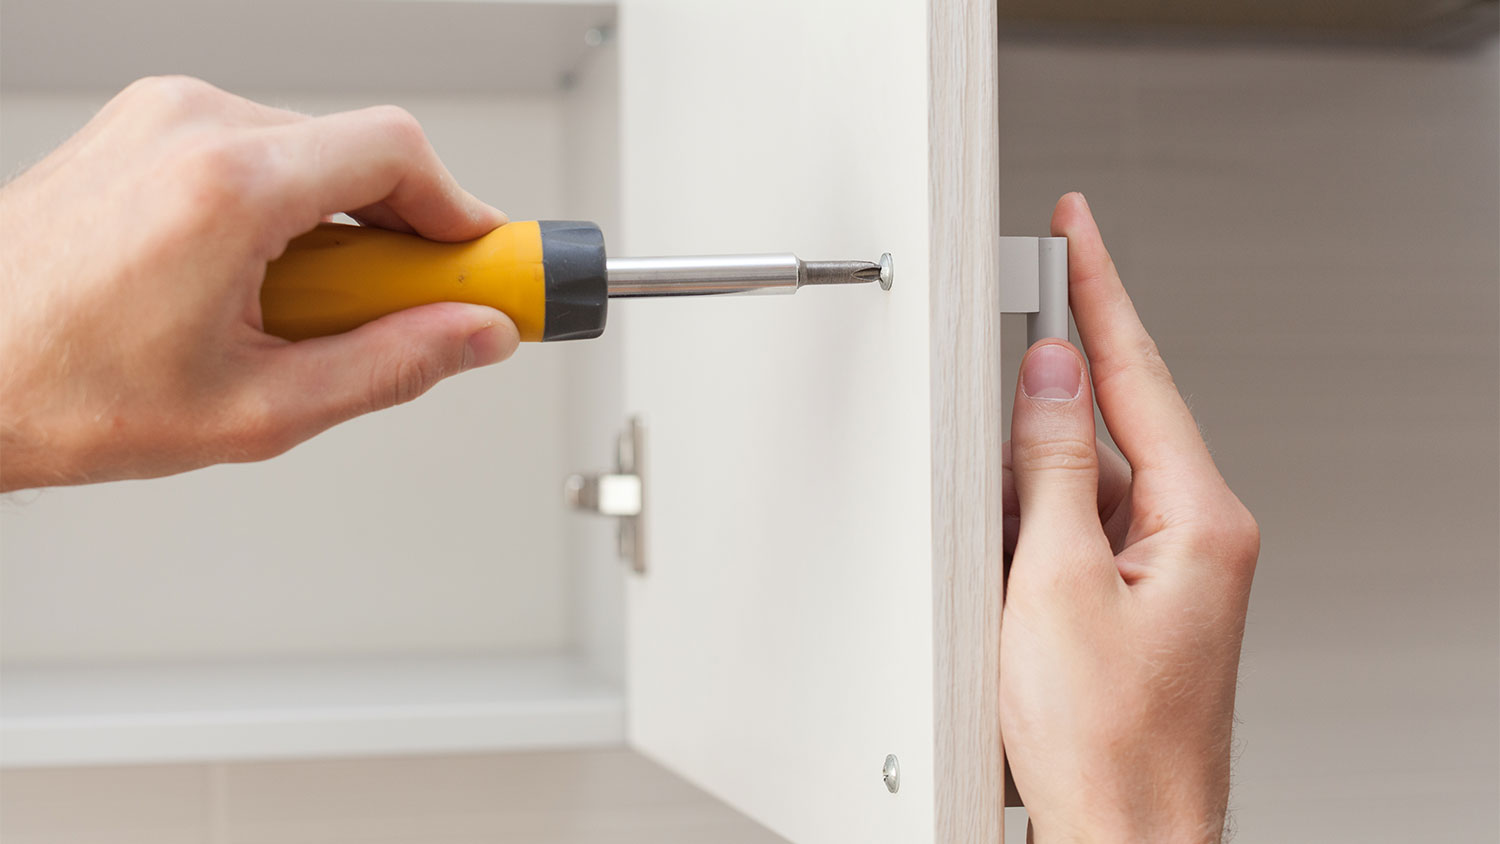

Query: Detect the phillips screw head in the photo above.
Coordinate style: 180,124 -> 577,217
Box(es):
882,754 -> 901,793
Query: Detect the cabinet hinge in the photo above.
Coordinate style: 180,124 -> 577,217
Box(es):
565,417 -> 647,574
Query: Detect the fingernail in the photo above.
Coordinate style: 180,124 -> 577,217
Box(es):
1021,344 -> 1082,401
1074,191 -> 1089,209
464,323 -> 508,369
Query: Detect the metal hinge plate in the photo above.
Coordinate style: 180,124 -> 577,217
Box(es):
565,417 -> 647,574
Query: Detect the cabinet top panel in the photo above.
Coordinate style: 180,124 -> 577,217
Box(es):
1,0 -> 616,95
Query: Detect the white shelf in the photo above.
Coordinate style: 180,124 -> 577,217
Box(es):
0,653 -> 624,768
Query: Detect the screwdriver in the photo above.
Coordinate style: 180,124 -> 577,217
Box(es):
261,221 -> 893,342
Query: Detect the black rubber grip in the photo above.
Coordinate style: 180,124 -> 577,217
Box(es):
539,221 -> 608,342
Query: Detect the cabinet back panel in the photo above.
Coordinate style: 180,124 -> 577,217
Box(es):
0,95 -> 587,663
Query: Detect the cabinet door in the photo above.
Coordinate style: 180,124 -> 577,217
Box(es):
616,2 -> 1004,842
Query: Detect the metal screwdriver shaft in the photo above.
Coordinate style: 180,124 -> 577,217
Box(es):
605,252 -> 893,298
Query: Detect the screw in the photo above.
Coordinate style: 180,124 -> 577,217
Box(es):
882,754 -> 900,793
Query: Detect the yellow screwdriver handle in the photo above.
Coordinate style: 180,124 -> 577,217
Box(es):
261,221 -> 608,343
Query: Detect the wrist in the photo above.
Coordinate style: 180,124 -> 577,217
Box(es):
0,389 -> 92,492
1,418 -> 55,492
1029,785 -> 1228,844
0,440 -> 43,493
1033,806 -> 1225,844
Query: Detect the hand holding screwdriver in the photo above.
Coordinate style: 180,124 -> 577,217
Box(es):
0,77 -> 519,490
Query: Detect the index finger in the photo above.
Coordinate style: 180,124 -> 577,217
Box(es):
1050,192 -> 1218,485
265,104 -> 506,243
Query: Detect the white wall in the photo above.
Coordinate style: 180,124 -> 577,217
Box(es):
0,91 -> 591,663
996,39 -> 1499,843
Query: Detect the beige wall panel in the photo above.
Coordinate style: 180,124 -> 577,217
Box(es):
997,41 -> 1499,841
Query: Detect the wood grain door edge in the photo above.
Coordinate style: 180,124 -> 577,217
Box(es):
928,0 -> 1008,841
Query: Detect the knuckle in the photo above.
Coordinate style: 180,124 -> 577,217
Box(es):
1176,521 -> 1221,558
1178,496 -> 1260,572
1224,501 -> 1261,567
1013,437 -> 1097,475
219,391 -> 295,462
124,75 -> 219,113
175,137 -> 266,212
370,104 -> 426,149
1092,339 -> 1174,392
384,353 -> 442,408
1071,260 -> 1116,293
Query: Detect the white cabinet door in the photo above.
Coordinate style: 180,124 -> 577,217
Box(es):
616,2 -> 1004,842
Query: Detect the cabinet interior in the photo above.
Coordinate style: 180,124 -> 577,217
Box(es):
0,0 -> 629,769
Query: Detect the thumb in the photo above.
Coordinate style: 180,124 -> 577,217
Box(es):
1009,341 -> 1112,582
267,302 -> 519,436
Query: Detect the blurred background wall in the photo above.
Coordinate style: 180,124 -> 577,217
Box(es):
998,36 -> 1498,842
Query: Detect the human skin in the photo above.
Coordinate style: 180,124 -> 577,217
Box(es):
1001,193 -> 1260,843
0,76 -> 519,492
